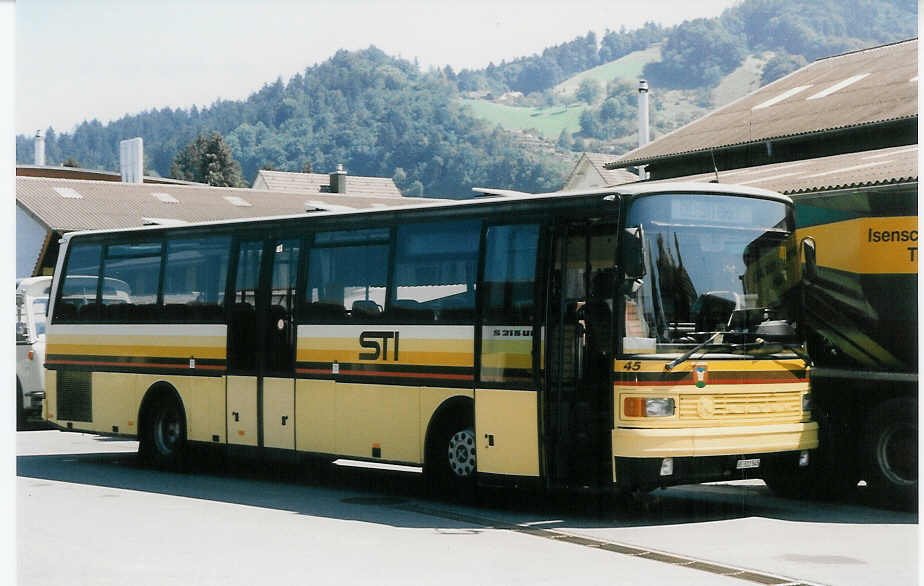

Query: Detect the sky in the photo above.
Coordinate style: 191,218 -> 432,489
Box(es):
14,0 -> 739,136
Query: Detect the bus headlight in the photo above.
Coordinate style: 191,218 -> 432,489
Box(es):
624,397 -> 676,417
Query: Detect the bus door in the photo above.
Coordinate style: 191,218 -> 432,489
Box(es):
543,221 -> 617,488
227,236 -> 301,450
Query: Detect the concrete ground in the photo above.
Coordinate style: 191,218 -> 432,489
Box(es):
15,428 -> 919,586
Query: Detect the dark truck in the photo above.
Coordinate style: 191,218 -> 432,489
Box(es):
762,181 -> 917,510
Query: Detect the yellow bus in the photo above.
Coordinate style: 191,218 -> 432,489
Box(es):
43,183 -> 817,497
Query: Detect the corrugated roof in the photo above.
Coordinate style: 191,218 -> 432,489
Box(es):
611,39 -> 918,168
253,170 -> 404,198
16,176 -> 435,232
650,145 -> 917,194
17,165 -> 202,185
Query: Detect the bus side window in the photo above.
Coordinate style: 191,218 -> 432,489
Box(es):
389,220 -> 480,324
480,224 -> 539,384
303,243 -> 388,323
163,234 -> 231,322
53,242 -> 103,323
100,241 -> 163,322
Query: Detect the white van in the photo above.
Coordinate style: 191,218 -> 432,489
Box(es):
16,276 -> 51,428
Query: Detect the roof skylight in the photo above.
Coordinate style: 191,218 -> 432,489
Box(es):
751,85 -> 812,110
806,74 -> 870,100
152,192 -> 179,204
53,187 -> 83,199
223,195 -> 252,207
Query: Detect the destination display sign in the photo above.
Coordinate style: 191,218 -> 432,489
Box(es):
671,199 -> 754,225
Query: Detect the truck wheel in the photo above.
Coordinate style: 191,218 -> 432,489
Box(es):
140,394 -> 187,470
863,398 -> 917,510
16,380 -> 25,431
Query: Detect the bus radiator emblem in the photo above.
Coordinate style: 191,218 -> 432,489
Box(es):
694,363 -> 708,388
697,396 -> 716,419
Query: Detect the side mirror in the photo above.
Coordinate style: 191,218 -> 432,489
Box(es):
622,226 -> 646,279
800,237 -> 817,282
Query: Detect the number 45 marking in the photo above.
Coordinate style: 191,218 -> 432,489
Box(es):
622,361 -> 641,371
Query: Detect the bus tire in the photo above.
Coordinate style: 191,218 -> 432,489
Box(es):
424,410 -> 476,501
139,392 -> 187,470
863,398 -> 917,510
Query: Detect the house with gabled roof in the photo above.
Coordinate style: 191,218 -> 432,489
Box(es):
251,166 -> 404,198
561,152 -> 638,191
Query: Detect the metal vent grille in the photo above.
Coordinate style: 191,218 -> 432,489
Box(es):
57,370 -> 92,422
678,391 -> 803,422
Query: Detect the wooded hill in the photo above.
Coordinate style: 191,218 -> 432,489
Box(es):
15,0 -> 916,198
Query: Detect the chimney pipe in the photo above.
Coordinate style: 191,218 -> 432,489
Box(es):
34,130 -> 45,166
638,80 -> 650,148
637,80 -> 650,180
330,163 -> 347,194
119,137 -> 144,183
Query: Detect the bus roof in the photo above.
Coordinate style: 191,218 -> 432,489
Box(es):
58,182 -> 792,242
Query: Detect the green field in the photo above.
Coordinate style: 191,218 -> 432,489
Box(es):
459,99 -> 586,138
554,45 -> 663,95
458,46 -> 664,139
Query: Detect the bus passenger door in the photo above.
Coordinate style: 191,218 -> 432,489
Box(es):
227,237 -> 300,451
227,239 -> 262,447
475,224 -> 542,479
543,221 -> 617,488
261,238 -> 300,450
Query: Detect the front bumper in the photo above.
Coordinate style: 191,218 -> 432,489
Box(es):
613,450 -> 809,491
611,422 -> 818,490
612,421 -> 818,459
23,390 -> 45,412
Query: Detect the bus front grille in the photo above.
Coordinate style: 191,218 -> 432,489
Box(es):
678,391 -> 803,422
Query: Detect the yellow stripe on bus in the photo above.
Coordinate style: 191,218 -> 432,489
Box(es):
615,358 -> 807,373
46,343 -> 226,360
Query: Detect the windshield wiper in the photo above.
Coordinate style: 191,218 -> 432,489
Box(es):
664,332 -> 725,371
665,334 -> 812,371
740,337 -> 813,365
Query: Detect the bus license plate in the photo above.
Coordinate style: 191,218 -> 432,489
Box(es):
736,458 -> 760,470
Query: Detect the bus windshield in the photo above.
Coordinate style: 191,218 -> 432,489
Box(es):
623,193 -> 796,350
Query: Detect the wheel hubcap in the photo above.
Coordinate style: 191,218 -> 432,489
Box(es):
153,407 -> 181,455
447,428 -> 476,478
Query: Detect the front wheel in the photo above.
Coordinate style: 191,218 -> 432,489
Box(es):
140,394 -> 187,470
425,417 -> 476,501
863,398 -> 917,510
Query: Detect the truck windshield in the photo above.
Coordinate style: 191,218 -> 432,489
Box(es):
623,193 -> 796,352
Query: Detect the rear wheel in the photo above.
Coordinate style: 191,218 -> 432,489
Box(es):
140,394 -> 187,470
863,398 -> 917,510
425,413 -> 476,501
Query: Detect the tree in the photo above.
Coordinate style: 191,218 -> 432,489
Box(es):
760,52 -> 808,85
62,157 -> 80,168
576,79 -> 603,105
301,161 -> 313,173
557,129 -> 574,151
170,131 -> 244,187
